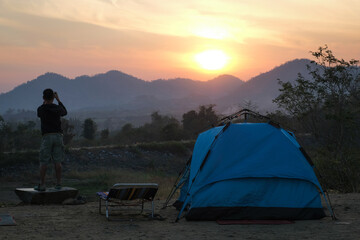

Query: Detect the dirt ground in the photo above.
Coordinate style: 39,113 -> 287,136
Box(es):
0,188 -> 359,240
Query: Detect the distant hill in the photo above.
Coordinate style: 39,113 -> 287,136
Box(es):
0,59 -> 314,122
0,71 -> 244,114
217,58 -> 314,112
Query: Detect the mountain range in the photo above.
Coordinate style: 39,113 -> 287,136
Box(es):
0,58 -> 313,122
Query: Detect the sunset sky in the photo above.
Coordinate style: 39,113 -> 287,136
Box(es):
0,0 -> 359,93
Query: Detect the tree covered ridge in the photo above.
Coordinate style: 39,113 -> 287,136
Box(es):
0,105 -> 219,152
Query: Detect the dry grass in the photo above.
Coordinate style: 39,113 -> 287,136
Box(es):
63,168 -> 179,200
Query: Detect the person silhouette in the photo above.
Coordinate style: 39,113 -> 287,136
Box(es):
35,89 -> 67,191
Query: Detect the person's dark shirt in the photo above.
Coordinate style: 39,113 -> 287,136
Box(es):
37,102 -> 67,135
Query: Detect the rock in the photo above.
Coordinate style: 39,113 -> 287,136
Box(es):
15,187 -> 79,204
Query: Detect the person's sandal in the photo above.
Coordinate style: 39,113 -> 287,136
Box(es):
34,184 -> 46,191
55,184 -> 62,190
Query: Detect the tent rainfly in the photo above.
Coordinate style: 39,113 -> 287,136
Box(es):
175,122 -> 334,221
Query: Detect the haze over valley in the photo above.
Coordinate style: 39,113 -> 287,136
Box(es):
0,59 -> 312,128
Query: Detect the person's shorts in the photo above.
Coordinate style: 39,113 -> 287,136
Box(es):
39,133 -> 64,165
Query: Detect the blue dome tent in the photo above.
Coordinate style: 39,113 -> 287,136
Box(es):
172,109 -> 335,221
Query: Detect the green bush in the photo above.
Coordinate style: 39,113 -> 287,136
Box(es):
313,148 -> 360,193
274,46 -> 360,193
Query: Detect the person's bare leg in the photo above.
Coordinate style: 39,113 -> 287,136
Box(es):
40,164 -> 47,186
55,162 -> 62,186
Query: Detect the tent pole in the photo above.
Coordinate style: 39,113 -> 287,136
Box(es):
314,167 -> 337,220
162,157 -> 191,209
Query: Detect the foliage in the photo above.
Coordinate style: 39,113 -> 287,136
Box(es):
313,147 -> 360,193
1,105 -> 220,150
61,118 -> 75,145
182,105 -> 219,138
115,112 -> 185,144
240,100 -> 259,112
82,118 -> 97,140
116,123 -> 137,144
100,128 -> 110,140
0,115 -> 7,152
0,119 -> 41,152
274,45 -> 360,192
67,118 -> 83,139
114,106 -> 218,145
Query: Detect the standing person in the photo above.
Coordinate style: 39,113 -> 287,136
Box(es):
35,89 -> 67,191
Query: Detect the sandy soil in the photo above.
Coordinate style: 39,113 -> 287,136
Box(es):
0,191 -> 359,240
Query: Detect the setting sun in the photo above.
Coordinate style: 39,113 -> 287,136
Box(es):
195,50 -> 229,71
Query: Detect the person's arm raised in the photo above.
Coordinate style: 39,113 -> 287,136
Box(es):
54,92 -> 67,116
